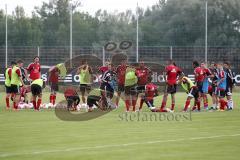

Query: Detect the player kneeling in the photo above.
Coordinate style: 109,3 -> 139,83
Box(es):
180,76 -> 201,112
64,87 -> 80,111
31,79 -> 45,111
138,78 -> 159,112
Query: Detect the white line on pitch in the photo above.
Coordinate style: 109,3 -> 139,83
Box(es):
0,133 -> 240,158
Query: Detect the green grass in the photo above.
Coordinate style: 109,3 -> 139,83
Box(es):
0,91 -> 240,160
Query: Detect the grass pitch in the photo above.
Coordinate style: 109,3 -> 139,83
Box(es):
0,91 -> 240,160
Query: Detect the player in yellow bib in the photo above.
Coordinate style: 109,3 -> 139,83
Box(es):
10,60 -> 25,110
124,66 -> 138,112
76,60 -> 93,104
4,62 -> 14,109
31,79 -> 44,110
180,76 -> 200,112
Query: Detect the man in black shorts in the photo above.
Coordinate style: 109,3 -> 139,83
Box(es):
31,79 -> 44,111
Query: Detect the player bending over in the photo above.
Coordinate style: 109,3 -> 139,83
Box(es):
64,87 -> 80,111
31,79 -> 45,111
180,76 -> 200,112
87,89 -> 116,112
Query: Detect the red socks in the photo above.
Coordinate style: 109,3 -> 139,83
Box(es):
33,101 -> 37,110
139,98 -> 144,110
50,94 -> 56,105
183,100 -> 190,111
125,100 -> 130,111
160,101 -> 166,110
6,97 -> 10,108
37,99 -> 42,110
132,99 -> 136,111
13,102 -> 17,109
196,101 -> 201,111
171,103 -> 175,110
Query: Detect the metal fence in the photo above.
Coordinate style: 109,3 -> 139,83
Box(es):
1,46 -> 240,71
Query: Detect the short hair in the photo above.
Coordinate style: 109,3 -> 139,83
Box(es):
34,56 -> 40,60
17,59 -> 24,64
192,61 -> 199,67
11,61 -> 17,65
223,61 -> 230,66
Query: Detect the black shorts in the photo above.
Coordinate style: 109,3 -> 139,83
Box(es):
165,84 -> 177,94
125,84 -> 137,95
31,84 -> 42,96
188,87 -> 199,99
117,84 -> 125,92
87,95 -> 101,108
5,85 -> 12,94
11,84 -> 20,94
136,85 -> 146,93
100,82 -> 114,98
80,84 -> 91,93
209,85 -> 217,96
217,89 -> 226,98
66,96 -> 80,108
225,84 -> 233,96
50,82 -> 59,92
196,81 -> 204,93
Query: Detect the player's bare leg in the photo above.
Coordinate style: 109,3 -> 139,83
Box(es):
116,91 -> 121,107
13,94 -> 21,111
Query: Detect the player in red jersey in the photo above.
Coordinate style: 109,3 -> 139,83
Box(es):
27,56 -> 41,81
4,63 -> 13,109
115,59 -> 128,107
192,61 -> 210,111
135,61 -> 152,110
139,77 -> 159,112
64,87 -> 80,111
48,66 -> 60,105
200,62 -> 212,109
160,60 -> 183,112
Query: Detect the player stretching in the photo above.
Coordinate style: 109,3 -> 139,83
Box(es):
4,62 -> 13,109
116,60 -> 128,107
223,62 -> 235,110
180,76 -> 200,112
160,60 -> 183,112
200,62 -> 212,110
31,79 -> 44,111
124,66 -> 138,112
136,61 -> 152,110
76,60 -> 93,105
27,56 -> 41,81
216,63 -> 227,111
10,61 -> 25,110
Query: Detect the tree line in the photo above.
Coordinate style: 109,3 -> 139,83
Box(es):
0,0 -> 239,47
